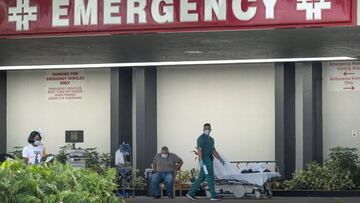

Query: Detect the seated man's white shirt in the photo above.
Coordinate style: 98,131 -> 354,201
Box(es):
22,144 -> 43,164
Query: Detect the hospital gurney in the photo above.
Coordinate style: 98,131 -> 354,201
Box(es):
206,158 -> 281,199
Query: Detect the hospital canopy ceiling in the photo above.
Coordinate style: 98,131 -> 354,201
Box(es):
1,27 -> 360,67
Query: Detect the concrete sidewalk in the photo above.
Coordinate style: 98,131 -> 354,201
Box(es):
126,197 -> 360,203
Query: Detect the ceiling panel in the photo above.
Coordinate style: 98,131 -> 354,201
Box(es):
0,27 -> 360,67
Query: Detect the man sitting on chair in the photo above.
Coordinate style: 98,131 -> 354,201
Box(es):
152,146 -> 183,199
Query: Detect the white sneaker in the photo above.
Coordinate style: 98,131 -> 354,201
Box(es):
210,196 -> 222,201
186,193 -> 197,200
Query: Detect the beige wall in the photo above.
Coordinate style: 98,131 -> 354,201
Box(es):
157,64 -> 275,169
7,69 -> 111,154
323,62 -> 360,158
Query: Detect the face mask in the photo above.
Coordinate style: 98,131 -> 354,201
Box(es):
33,140 -> 41,146
161,153 -> 168,158
204,130 -> 211,135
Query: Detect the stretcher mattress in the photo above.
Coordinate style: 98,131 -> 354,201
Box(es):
213,156 -> 281,186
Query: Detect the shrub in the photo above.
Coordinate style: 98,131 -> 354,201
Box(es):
0,159 -> 124,203
56,145 -> 111,175
176,168 -> 199,183
268,178 -> 285,190
9,146 -> 23,159
176,170 -> 192,183
85,148 -> 111,175
285,146 -> 360,191
285,162 -> 354,190
116,163 -> 146,189
328,147 -> 360,187
55,144 -> 73,164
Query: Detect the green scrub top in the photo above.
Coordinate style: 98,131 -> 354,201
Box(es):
197,134 -> 215,161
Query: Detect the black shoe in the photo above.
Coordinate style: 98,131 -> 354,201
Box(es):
168,194 -> 174,199
186,193 -> 197,200
210,196 -> 222,201
153,196 -> 161,199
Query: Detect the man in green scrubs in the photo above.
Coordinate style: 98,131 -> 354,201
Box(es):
186,123 -> 225,201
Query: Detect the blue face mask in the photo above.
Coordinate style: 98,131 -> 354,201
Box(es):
34,140 -> 41,146
204,130 -> 211,135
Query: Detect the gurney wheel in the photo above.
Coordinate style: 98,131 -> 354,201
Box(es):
233,185 -> 246,198
254,190 -> 261,199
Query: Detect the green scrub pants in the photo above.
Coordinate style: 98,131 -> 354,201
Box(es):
188,158 -> 217,198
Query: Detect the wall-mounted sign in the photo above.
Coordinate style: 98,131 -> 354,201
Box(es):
0,0 -> 356,38
45,70 -> 85,101
325,61 -> 360,92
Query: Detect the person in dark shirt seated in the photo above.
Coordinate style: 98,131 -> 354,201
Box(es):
151,146 -> 183,199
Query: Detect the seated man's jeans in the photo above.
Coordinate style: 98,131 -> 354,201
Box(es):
151,171 -> 174,197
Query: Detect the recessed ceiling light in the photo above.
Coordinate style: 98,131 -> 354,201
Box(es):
0,57 -> 356,70
184,50 -> 204,54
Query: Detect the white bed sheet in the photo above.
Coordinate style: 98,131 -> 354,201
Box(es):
213,155 -> 281,186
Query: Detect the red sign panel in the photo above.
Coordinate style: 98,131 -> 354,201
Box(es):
0,0 -> 356,37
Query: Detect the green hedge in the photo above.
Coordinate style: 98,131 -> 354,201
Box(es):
285,147 -> 360,191
0,159 -> 124,203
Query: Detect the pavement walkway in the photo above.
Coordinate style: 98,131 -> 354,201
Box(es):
127,196 -> 360,203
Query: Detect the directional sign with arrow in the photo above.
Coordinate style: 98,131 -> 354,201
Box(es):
343,86 -> 356,91
325,61 -> 360,92
344,72 -> 355,76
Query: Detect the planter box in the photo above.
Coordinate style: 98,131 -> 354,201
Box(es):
273,190 -> 360,197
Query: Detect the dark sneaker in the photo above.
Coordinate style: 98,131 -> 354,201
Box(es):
186,193 -> 197,200
168,194 -> 174,199
153,196 -> 161,199
210,196 -> 222,201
